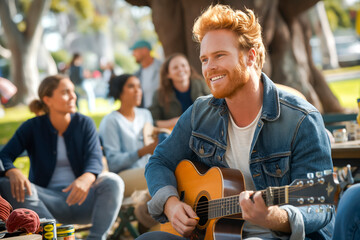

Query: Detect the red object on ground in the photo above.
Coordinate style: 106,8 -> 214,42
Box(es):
6,208 -> 40,233
0,195 -> 12,221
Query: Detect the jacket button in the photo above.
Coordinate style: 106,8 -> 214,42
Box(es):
217,156 -> 221,161
276,169 -> 282,175
221,130 -> 224,136
199,148 -> 204,155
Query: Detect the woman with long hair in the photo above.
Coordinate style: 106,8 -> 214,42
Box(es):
149,53 -> 210,129
0,75 -> 123,240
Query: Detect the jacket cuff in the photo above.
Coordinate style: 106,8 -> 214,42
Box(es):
271,205 -> 305,240
147,185 -> 179,223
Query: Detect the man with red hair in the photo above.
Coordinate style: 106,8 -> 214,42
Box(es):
137,4 -> 334,240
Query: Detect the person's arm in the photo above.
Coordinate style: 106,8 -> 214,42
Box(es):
155,117 -> 179,129
145,106 -> 195,222
275,111 -> 334,239
63,116 -> 101,206
163,196 -> 199,237
81,117 -> 103,175
239,191 -> 290,232
0,121 -> 33,202
63,172 -> 96,206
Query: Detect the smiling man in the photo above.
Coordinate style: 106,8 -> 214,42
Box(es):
137,4 -> 334,240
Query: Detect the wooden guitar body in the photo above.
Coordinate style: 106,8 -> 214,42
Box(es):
160,160 -> 337,240
161,160 -> 246,240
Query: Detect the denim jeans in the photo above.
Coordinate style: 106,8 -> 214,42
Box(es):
0,172 -> 124,240
332,184 -> 360,240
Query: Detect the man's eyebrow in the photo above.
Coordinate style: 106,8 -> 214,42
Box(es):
200,50 -> 227,59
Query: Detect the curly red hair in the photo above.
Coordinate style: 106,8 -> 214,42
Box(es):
193,4 -> 265,73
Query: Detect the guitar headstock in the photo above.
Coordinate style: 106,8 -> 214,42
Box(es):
265,171 -> 339,208
286,171 -> 338,206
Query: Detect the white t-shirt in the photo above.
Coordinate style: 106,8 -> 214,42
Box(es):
225,108 -> 262,190
225,107 -> 275,239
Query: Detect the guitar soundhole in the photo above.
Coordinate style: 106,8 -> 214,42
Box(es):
196,196 -> 209,226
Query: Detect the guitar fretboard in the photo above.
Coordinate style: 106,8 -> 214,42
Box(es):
207,186 -> 289,219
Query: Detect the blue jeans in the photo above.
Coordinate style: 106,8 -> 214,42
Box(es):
0,172 -> 124,240
332,184 -> 360,240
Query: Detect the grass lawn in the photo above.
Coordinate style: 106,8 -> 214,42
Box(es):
328,78 -> 360,111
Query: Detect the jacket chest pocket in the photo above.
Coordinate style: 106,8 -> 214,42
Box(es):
260,156 -> 290,187
190,135 -> 218,164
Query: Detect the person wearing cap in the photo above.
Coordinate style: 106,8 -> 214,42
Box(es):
131,40 -> 162,108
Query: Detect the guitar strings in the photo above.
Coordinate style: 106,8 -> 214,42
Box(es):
191,182 -> 328,218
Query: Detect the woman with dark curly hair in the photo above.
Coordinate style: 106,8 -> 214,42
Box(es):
99,74 -> 158,196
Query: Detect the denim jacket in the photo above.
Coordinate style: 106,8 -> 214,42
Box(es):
145,73 -> 334,240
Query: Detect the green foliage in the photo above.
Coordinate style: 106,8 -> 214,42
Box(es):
325,0 -> 353,30
51,50 -> 71,65
90,14 -> 108,31
114,53 -> 138,73
50,0 -> 67,13
66,0 -> 108,32
68,0 -> 94,19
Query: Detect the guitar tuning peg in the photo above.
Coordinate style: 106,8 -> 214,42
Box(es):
318,196 -> 325,203
324,169 -> 332,175
307,173 -> 314,179
307,197 -> 315,203
316,171 -> 323,178
326,206 -> 333,212
346,164 -> 355,185
307,207 -> 312,213
307,179 -> 314,186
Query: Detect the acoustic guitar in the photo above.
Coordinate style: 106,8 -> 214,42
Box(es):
161,160 -> 339,240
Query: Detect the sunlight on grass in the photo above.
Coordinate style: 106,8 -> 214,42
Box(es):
0,98 -> 120,145
13,156 -> 30,177
328,78 -> 360,111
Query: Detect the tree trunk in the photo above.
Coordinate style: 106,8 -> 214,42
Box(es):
126,0 -> 345,113
0,0 -> 51,105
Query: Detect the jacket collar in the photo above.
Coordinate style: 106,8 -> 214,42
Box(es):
208,73 -> 280,121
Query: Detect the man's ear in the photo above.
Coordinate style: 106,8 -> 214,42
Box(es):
246,48 -> 256,66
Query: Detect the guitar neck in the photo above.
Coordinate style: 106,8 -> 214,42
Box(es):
208,186 -> 288,219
